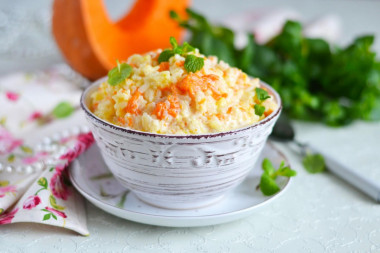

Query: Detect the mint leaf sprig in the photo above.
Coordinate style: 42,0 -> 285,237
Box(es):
158,37 -> 204,73
302,153 -> 326,174
254,88 -> 271,116
184,54 -> 204,73
52,102 -> 75,118
29,101 -> 77,126
108,60 -> 133,86
258,158 -> 297,196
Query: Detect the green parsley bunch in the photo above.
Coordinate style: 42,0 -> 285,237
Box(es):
172,9 -> 380,126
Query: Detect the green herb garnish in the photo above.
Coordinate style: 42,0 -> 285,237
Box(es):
255,88 -> 271,101
172,9 -> 380,126
254,104 -> 266,116
158,37 -> 204,73
52,102 -> 74,118
169,36 -> 178,48
158,50 -> 176,64
254,88 -> 271,116
258,158 -> 297,196
108,60 -> 133,86
302,153 -> 326,174
184,54 -> 205,73
181,42 -> 196,54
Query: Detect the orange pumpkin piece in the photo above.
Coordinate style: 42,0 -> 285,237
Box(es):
175,60 -> 185,67
176,74 -> 205,99
118,116 -> 126,125
127,116 -> 133,127
153,101 -> 169,120
125,90 -> 141,115
264,109 -> 273,117
153,95 -> 180,120
177,73 -> 224,99
167,95 -> 180,117
158,62 -> 170,72
52,0 -> 189,80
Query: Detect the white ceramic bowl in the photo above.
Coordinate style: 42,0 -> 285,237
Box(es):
81,77 -> 282,209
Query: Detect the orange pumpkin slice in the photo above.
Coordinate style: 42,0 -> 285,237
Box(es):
52,0 -> 189,80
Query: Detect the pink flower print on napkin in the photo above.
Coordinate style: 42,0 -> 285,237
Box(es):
0,127 -> 23,155
23,195 -> 41,209
60,144 -> 85,163
60,132 -> 94,163
22,151 -> 49,165
0,185 -> 17,198
0,208 -> 18,224
28,111 -> 43,122
45,206 -> 67,218
50,165 -> 70,200
5,91 -> 19,102
77,132 -> 95,147
50,133 -> 94,201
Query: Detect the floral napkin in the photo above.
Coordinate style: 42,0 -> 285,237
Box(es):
0,65 -> 93,235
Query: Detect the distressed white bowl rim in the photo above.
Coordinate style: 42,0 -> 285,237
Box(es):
80,76 -> 282,138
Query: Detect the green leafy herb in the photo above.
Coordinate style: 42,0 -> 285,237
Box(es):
52,102 -> 74,118
108,60 -> 133,86
172,9 -> 380,126
158,50 -> 176,63
157,37 -> 202,72
254,88 -> 271,116
260,173 -> 280,196
255,88 -> 271,101
302,153 -> 326,174
254,104 -> 266,116
184,55 -> 205,73
170,36 -> 178,48
259,158 -> 297,196
181,42 -> 195,54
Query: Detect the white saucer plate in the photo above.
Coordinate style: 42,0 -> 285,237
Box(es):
69,142 -> 291,227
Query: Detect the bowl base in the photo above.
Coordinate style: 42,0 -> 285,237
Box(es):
133,192 -> 226,210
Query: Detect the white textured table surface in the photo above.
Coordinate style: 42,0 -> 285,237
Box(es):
1,116 -> 380,253
1,0 -> 380,252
